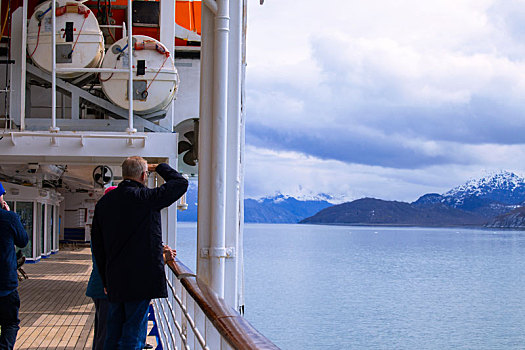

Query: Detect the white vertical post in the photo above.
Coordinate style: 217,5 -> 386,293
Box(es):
20,0 -> 28,130
159,0 -> 176,131
54,205 -> 58,251
50,0 -> 59,132
223,0 -> 243,309
10,8 -> 22,128
43,203 -> 47,255
159,0 -> 175,67
208,0 -> 229,297
196,0 -> 214,286
32,201 -> 37,259
237,0 -> 247,312
160,157 -> 178,250
126,0 -> 136,133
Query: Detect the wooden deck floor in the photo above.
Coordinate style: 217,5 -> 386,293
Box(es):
16,246 -> 95,349
14,246 -> 160,350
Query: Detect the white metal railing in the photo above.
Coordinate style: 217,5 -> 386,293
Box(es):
152,259 -> 279,350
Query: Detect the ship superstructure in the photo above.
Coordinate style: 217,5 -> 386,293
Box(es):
0,0 -> 277,347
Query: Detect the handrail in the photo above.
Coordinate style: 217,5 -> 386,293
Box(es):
166,258 -> 280,350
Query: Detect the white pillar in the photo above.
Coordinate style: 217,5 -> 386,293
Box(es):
20,0 -> 28,130
9,8 -> 23,128
159,0 -> 176,131
196,2 -> 214,286
159,0 -> 175,54
50,0 -> 59,132
160,157 -> 178,249
126,0 -> 136,133
195,0 -> 229,298
208,0 -> 230,297
197,0 -> 246,308
223,0 -> 244,310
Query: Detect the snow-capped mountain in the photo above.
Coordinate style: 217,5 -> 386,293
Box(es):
179,171 -> 525,226
304,171 -> 525,227
177,185 -> 333,223
244,194 -> 332,223
442,171 -> 525,208
412,171 -> 525,219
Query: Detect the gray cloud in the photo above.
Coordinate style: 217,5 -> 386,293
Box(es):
246,27 -> 525,170
243,0 -> 525,199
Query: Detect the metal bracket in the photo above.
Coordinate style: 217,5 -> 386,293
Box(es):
200,247 -> 235,259
130,80 -> 147,101
56,44 -> 73,63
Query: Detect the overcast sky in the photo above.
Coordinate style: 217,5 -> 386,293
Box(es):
243,0 -> 525,202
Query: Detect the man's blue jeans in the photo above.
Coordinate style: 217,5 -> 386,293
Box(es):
0,290 -> 20,350
104,299 -> 150,350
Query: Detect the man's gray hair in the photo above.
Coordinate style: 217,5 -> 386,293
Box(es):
122,156 -> 147,180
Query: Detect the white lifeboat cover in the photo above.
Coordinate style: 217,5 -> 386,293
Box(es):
100,35 -> 179,115
27,0 -> 104,79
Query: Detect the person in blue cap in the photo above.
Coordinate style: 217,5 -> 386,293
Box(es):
0,182 -> 28,349
0,183 -> 9,211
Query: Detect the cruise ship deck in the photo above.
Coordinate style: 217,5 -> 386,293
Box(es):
14,246 -> 159,350
15,246 -> 95,349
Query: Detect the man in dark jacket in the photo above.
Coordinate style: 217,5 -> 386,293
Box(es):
0,182 -> 29,350
91,156 -> 188,349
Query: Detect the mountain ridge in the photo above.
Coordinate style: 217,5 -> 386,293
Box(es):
178,171 -> 525,227
177,185 -> 332,223
302,171 -> 525,227
301,197 -> 486,226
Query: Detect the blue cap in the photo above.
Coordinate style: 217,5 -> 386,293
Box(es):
0,182 -> 5,196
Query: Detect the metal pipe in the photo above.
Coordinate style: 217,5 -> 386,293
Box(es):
50,0 -> 59,132
126,0 -> 135,133
204,0 -> 218,15
166,278 -> 209,350
162,296 -> 190,349
237,0 -> 248,312
153,300 -> 175,349
6,132 -> 147,147
209,0 -> 229,297
7,132 -> 147,140
56,67 -> 177,74
98,24 -> 124,28
224,0 -> 245,310
56,68 -> 134,73
20,0 -> 28,131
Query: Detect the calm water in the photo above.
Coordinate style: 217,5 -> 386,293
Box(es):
176,223 -> 525,350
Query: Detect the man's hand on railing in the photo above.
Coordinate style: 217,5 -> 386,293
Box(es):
163,245 -> 176,263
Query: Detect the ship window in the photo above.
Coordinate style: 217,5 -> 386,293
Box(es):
16,202 -> 34,259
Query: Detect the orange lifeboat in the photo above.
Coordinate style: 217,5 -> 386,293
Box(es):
80,0 -> 201,46
175,0 -> 201,46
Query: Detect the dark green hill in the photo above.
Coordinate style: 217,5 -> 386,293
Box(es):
300,198 -> 486,226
